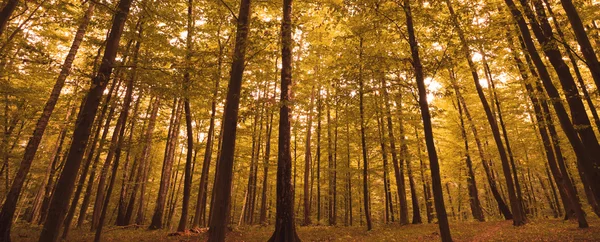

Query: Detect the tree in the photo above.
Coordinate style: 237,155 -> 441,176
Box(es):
267,0 -> 300,239
403,0 -> 452,240
207,0 -> 252,240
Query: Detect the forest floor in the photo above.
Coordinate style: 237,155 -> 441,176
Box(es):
13,217 -> 600,241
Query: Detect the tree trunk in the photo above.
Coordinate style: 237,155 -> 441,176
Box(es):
357,37 -> 372,231
303,87 -> 315,226
267,0 -> 300,238
207,0 -> 252,239
177,0 -> 195,232
38,0 -> 133,240
404,1 -> 452,240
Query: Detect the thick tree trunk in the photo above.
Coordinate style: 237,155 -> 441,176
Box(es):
207,0 -> 252,240
267,0 -> 300,238
38,0 -> 133,240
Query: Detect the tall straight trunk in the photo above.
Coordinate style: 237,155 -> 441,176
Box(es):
382,78 -> 408,225
303,87 -> 315,226
415,128 -> 433,223
178,0 -> 194,232
505,0 -> 600,208
327,87 -> 335,225
91,94 -> 129,230
0,0 -> 18,37
38,0 -> 133,240
376,103 -> 394,223
267,0 -> 299,238
395,92 -> 421,224
75,76 -> 122,229
316,87 -> 322,223
446,0 -> 525,226
114,22 -> 143,227
558,0 -> 600,88
259,84 -> 276,225
0,4 -> 94,241
483,55 -> 526,217
357,37 -> 372,231
456,93 -> 485,222
149,99 -> 182,229
404,1 -> 451,240
207,0 -> 252,240
345,106 -> 352,226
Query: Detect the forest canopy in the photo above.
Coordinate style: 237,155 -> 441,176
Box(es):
0,0 -> 600,241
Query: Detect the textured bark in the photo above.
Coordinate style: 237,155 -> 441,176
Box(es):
0,4 -> 93,241
267,0 -> 300,238
207,0 -> 252,240
38,0 -> 133,240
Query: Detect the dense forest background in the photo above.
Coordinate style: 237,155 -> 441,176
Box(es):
0,0 -> 599,241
